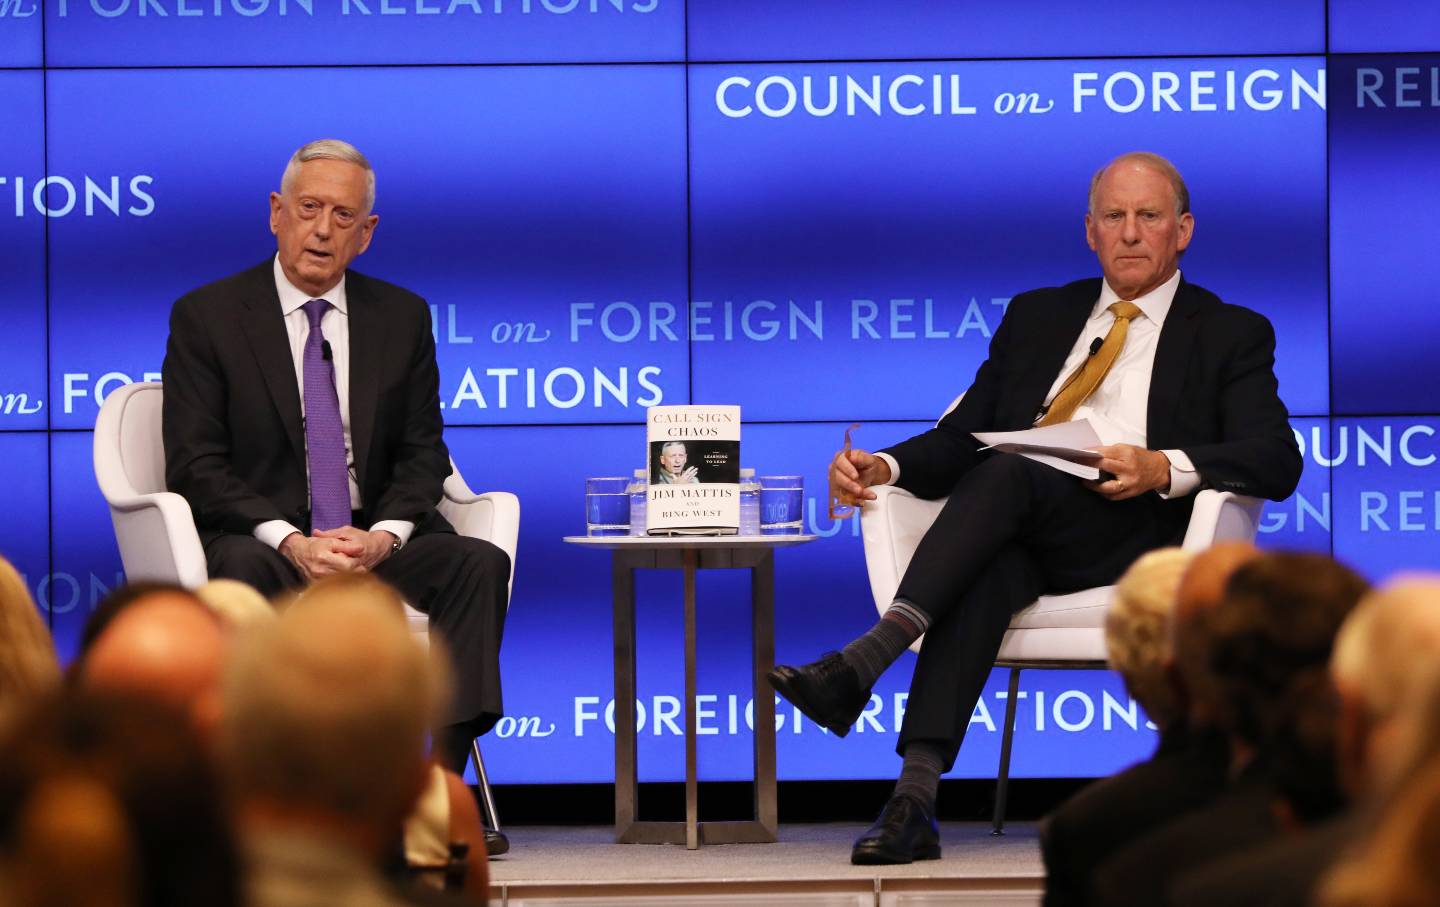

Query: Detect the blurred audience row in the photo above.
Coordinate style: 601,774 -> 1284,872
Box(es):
0,560 -> 490,907
1043,545 -> 1440,907
8,541 -> 1440,907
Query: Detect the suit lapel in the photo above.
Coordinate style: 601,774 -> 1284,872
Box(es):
240,264 -> 305,469
1011,280 -> 1099,424
347,271 -> 383,493
1147,279 -> 1202,446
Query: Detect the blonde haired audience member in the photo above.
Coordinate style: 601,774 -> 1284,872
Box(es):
197,578 -> 277,631
1042,546 -> 1233,907
0,556 -> 58,730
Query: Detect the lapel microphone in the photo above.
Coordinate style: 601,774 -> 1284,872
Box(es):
1088,337 -> 1103,356
321,340 -> 333,361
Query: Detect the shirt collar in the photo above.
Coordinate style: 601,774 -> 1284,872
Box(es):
273,254 -> 348,317
1096,268 -> 1181,326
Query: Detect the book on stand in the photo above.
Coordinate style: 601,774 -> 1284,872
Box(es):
645,405 -> 740,535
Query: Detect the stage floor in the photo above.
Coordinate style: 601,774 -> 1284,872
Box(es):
487,822 -> 1044,905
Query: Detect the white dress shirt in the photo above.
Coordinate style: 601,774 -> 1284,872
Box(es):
878,269 -> 1199,497
253,256 -> 415,550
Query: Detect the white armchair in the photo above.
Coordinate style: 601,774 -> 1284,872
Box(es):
93,380 -> 520,844
859,400 -> 1262,832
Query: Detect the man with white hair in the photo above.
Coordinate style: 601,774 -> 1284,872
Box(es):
162,139 -> 510,771
222,577 -> 452,907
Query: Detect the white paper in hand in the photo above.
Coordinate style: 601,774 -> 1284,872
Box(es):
972,420 -> 1104,480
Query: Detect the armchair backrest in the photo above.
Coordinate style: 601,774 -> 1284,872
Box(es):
94,381 -> 167,501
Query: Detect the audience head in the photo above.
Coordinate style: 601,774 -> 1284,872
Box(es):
1207,552 -> 1369,752
196,579 -> 276,631
0,556 -> 58,730
222,574 -> 447,856
0,691 -> 241,907
1331,576 -> 1440,799
78,584 -> 227,743
1168,541 -> 1259,730
1105,547 -> 1195,731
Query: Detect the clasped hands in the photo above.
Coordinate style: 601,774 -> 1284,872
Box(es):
278,526 -> 397,582
828,442 -> 1171,506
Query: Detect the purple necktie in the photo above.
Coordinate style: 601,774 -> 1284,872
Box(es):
302,299 -> 350,532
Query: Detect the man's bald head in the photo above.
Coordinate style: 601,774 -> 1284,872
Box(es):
80,591 -> 227,741
1169,542 -> 1260,728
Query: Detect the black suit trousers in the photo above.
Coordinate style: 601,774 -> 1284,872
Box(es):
205,531 -> 509,732
893,453 -> 1174,768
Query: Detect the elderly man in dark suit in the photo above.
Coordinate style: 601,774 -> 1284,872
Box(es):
768,151 -> 1303,865
161,139 -> 509,772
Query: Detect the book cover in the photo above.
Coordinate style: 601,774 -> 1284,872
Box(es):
645,405 -> 740,534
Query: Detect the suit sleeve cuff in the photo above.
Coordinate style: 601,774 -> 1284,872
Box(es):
255,520 -> 303,551
370,520 -> 415,547
874,452 -> 901,486
1158,449 -> 1200,500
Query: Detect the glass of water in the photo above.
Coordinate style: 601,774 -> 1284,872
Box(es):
585,476 -> 631,536
758,475 -> 804,535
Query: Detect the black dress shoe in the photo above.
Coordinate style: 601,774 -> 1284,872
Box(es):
851,794 -> 941,865
767,652 -> 869,737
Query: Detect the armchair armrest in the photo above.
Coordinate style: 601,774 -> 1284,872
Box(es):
104,491 -> 209,589
1180,489 -> 1264,550
438,474 -> 519,598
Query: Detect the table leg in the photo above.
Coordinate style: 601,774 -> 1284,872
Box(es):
751,551 -> 778,838
683,548 -> 699,850
613,554 -> 639,842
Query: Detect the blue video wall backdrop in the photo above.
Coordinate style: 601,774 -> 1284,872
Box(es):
4,2 -> 1440,784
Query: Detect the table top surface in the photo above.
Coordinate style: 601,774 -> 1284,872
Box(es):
563,534 -> 818,550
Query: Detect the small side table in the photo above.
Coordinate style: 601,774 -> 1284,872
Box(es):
563,535 -> 817,849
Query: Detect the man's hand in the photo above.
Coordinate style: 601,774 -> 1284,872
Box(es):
313,526 -> 398,571
278,532 -> 366,581
830,447 -> 893,508
1084,445 -> 1172,501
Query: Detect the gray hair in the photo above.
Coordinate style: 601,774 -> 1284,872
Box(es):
221,576 -> 446,825
1088,151 -> 1190,217
280,139 -> 376,214
660,441 -> 687,454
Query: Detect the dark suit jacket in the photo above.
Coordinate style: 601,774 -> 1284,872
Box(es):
1041,725 -> 1230,907
162,260 -> 453,543
1168,812 -> 1361,907
881,278 -> 1303,532
1088,763 -> 1280,907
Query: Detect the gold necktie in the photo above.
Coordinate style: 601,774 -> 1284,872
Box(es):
1037,301 -> 1143,426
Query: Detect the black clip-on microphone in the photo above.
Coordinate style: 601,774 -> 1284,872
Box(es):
321,340 -> 333,361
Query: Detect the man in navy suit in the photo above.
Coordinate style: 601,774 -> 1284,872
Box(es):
769,151 -> 1303,864
162,140 -> 509,773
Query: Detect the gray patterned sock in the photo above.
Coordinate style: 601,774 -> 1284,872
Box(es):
893,741 -> 946,809
840,600 -> 931,689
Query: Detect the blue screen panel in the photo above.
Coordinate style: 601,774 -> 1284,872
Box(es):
688,0 -> 1323,62
0,71 -> 46,431
50,431 -> 127,664
45,0 -> 682,66
1331,418 -> 1440,582
0,4 -> 42,67
46,66 -> 688,429
1330,56 -> 1440,415
1255,418 -> 1333,554
0,433 -> 51,632
689,59 -> 1329,422
464,419 -> 1158,785
1330,2 -> 1440,54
